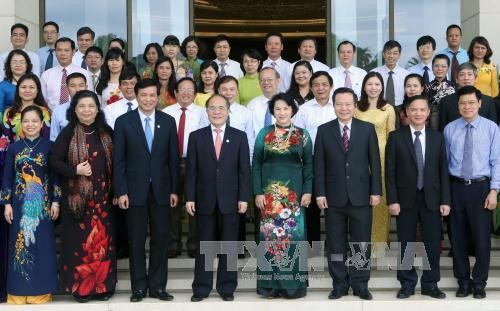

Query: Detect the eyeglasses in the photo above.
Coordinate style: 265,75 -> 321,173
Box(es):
177,88 -> 195,94
207,106 -> 228,112
11,60 -> 27,65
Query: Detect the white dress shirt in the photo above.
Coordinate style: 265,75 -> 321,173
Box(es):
211,123 -> 226,144
410,125 -> 426,159
371,65 -> 409,106
72,50 -> 86,68
262,57 -> 292,93
329,65 -> 367,98
247,95 -> 276,157
49,101 -> 70,141
293,97 -> 337,150
338,119 -> 353,140
138,108 -> 155,140
214,58 -> 243,79
229,102 -> 252,136
104,98 -> 138,129
163,103 -> 209,157
0,49 -> 41,80
41,64 -> 94,111
37,45 -> 60,73
407,61 -> 435,83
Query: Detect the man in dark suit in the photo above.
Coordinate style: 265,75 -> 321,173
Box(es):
439,62 -> 497,131
113,78 -> 179,302
314,87 -> 382,300
185,94 -> 250,302
385,95 -> 451,299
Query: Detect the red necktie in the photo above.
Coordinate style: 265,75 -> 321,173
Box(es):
451,52 -> 459,84
214,128 -> 222,159
342,125 -> 349,152
177,107 -> 186,157
59,68 -> 69,104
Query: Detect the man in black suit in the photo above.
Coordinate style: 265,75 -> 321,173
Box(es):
439,62 -> 497,131
385,95 -> 451,299
185,94 -> 250,302
113,78 -> 179,302
314,87 -> 382,300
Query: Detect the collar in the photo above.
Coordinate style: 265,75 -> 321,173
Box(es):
211,123 -> 227,132
266,56 -> 282,63
339,119 -> 352,129
176,102 -> 194,111
409,125 -> 426,136
340,64 -> 354,72
459,115 -> 481,128
138,108 -> 155,121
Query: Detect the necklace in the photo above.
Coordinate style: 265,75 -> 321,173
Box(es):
23,137 -> 41,152
274,123 -> 294,143
84,130 -> 95,135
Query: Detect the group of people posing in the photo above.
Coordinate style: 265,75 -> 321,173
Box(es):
0,20 -> 499,305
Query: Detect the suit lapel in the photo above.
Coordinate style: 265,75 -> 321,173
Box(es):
403,126 -> 417,164
203,126 -> 217,161
150,111 -> 161,155
218,126 -> 232,162
348,119 -> 357,153
132,110 -> 150,153
331,119 -> 346,153
424,129 -> 432,164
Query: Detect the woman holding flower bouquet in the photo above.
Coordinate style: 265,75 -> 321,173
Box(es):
252,93 -> 313,299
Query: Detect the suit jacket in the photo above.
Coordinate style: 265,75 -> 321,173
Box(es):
438,92 -> 498,131
185,125 -> 250,215
385,126 -> 451,210
314,118 -> 382,207
113,109 -> 179,206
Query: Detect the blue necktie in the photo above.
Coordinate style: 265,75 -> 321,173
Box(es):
414,131 -> 424,190
461,124 -> 473,179
127,102 -> 132,112
45,48 -> 54,70
144,117 -> 153,152
264,107 -> 272,127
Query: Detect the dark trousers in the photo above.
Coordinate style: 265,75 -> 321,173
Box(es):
306,200 -> 321,245
127,185 -> 170,292
170,159 -> 197,251
396,190 -> 442,290
325,203 -> 372,292
114,205 -> 129,257
449,179 -> 492,289
192,207 -> 239,297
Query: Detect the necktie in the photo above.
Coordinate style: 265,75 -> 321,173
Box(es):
81,55 -> 87,69
342,125 -> 349,152
271,61 -> 277,69
177,107 -> 186,157
264,106 -> 272,127
219,63 -> 227,77
344,70 -> 352,89
386,71 -> 395,106
59,69 -> 69,104
451,52 -> 459,84
92,73 -> 98,88
423,66 -> 430,85
214,128 -> 222,159
144,116 -> 153,152
126,102 -> 132,112
45,48 -> 54,70
414,131 -> 424,190
461,123 -> 473,179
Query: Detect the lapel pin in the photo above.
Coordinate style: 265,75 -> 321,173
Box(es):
226,139 -> 230,143
157,125 -> 160,128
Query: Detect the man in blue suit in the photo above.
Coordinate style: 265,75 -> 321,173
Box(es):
185,94 -> 250,302
113,78 -> 179,302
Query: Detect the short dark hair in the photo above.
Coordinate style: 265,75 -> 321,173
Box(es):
85,46 -> 103,58
240,48 -> 263,73
298,35 -> 317,49
310,71 -> 333,87
55,37 -> 75,50
333,87 -> 358,103
457,85 -> 482,102
11,23 -> 28,36
21,105 -> 44,123
119,69 -> 140,84
174,77 -> 197,92
432,54 -> 450,66
163,35 -> 180,46
337,40 -> 356,53
268,93 -> 298,117
215,75 -> 239,92
416,35 -> 436,50
3,49 -> 32,82
383,40 -> 402,53
109,38 -> 126,50
214,34 -> 230,46
180,36 -> 202,58
468,36 -> 493,64
265,32 -> 284,45
143,42 -> 164,64
134,78 -> 160,95
405,94 -> 430,108
77,26 -> 95,39
42,21 -> 59,33
66,72 -> 87,85
206,94 -> 230,109
458,62 -> 478,75
446,24 -> 462,36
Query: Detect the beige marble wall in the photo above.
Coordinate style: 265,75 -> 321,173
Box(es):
0,0 -> 39,53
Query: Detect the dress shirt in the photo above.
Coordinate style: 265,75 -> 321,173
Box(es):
41,64 -> 93,111
247,95 -> 276,157
210,123 -> 226,143
104,98 -> 138,129
439,47 -> 469,77
138,109 -> 156,140
37,45 -> 60,72
262,56 -> 291,93
338,119 -> 353,139
293,97 -> 337,150
329,65 -> 367,98
444,116 -> 500,189
0,49 -> 41,80
409,125 -> 426,158
213,58 -> 243,79
408,62 -> 435,83
49,101 -> 70,141
163,103 -> 208,157
89,70 -> 100,91
371,65 -> 409,106
72,50 -> 86,68
229,102 -> 252,136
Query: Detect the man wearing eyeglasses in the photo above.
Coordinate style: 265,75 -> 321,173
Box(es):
163,77 -> 209,259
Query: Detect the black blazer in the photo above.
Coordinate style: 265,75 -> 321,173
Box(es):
185,125 -> 250,215
314,118 -> 382,207
385,126 -> 451,210
438,92 -> 498,131
113,109 -> 179,206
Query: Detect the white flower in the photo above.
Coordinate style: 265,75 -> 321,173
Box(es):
280,208 -> 292,219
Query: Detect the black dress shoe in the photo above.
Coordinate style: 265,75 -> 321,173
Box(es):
221,294 -> 234,301
191,294 -> 206,302
455,285 -> 472,298
73,293 -> 92,303
328,289 -> 348,299
396,288 -> 415,299
93,292 -> 113,301
150,290 -> 174,301
421,287 -> 446,299
353,289 -> 373,300
473,288 -> 486,299
130,290 -> 146,302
